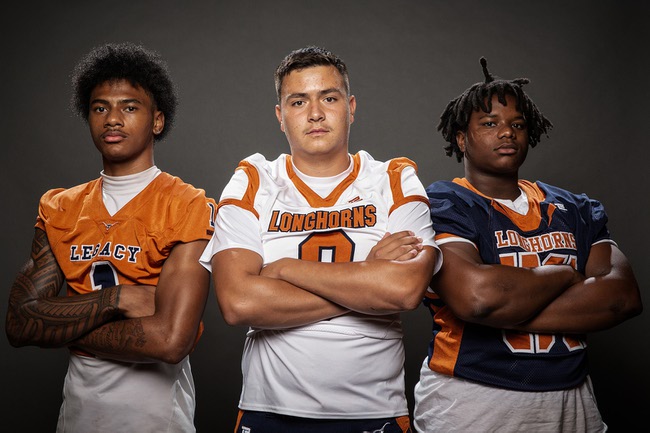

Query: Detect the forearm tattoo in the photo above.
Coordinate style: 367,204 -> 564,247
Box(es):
6,229 -> 120,347
76,318 -> 148,357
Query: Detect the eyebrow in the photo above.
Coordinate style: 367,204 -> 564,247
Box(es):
90,98 -> 143,105
478,113 -> 525,120
285,87 -> 344,100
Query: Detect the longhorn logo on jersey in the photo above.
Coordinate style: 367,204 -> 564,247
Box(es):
268,204 -> 377,233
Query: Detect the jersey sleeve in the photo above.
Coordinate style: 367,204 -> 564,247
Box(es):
35,188 -> 66,232
426,181 -> 481,247
199,205 -> 263,271
387,160 -> 442,272
385,157 -> 430,213
199,164 -> 264,272
582,196 -> 611,245
168,183 -> 217,244
537,181 -> 612,246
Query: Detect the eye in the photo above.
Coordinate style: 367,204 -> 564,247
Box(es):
512,122 -> 526,130
124,106 -> 137,112
92,106 -> 106,113
324,96 -> 337,103
482,121 -> 496,127
291,100 -> 304,107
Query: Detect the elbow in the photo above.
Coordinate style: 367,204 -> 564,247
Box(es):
609,278 -> 643,322
438,286 -> 498,324
397,290 -> 426,311
218,299 -> 254,327
390,280 -> 430,312
5,310 -> 30,348
614,292 -> 643,321
158,334 -> 193,364
6,329 -> 25,348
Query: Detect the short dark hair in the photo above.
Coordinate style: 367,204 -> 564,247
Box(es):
274,46 -> 350,101
71,42 -> 177,142
438,57 -> 552,162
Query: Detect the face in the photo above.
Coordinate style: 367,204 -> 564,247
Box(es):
88,79 -> 164,176
456,93 -> 529,178
275,65 -> 356,175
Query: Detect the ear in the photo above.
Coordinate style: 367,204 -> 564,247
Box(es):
348,95 -> 356,125
275,105 -> 284,132
456,130 -> 466,153
153,111 -> 165,135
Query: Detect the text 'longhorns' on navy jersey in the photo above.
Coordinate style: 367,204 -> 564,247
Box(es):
424,178 -> 612,391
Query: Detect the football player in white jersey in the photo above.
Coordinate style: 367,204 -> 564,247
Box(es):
200,46 -> 440,433
6,43 -> 216,432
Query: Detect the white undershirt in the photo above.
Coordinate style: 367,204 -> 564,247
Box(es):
494,188 -> 529,215
101,166 -> 161,216
291,156 -> 354,198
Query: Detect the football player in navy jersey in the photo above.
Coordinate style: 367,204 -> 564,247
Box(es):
413,57 -> 642,432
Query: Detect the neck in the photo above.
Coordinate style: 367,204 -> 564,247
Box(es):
465,171 -> 520,200
102,158 -> 155,177
291,152 -> 350,177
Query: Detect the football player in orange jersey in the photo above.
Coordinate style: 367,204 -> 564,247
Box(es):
6,42 -> 216,432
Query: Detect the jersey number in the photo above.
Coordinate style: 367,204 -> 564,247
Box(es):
298,229 -> 355,263
90,261 -> 119,291
499,251 -> 585,353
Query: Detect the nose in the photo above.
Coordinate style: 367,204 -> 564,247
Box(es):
498,124 -> 515,139
104,109 -> 124,127
309,101 -> 325,122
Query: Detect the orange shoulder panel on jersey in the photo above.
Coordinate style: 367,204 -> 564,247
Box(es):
219,160 -> 260,218
387,157 -> 428,214
285,153 -> 362,207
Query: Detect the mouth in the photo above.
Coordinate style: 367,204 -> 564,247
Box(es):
102,131 -> 126,143
495,143 -> 517,155
307,128 -> 328,136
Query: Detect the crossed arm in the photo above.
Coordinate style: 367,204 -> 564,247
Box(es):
432,241 -> 642,333
6,228 -> 210,364
212,231 -> 437,329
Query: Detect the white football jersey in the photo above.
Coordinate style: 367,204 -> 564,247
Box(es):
201,150 -> 437,419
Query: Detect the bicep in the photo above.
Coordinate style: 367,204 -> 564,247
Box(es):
584,242 -> 633,280
154,240 -> 211,335
11,228 -> 64,302
431,241 -> 482,300
211,247 -> 263,303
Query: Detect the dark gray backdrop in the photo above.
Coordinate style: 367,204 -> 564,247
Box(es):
2,1 -> 648,431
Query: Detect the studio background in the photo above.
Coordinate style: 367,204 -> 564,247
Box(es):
1,1 -> 647,431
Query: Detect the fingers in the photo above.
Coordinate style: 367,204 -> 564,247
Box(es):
368,230 -> 423,261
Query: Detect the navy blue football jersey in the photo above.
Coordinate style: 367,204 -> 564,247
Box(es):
424,178 -> 611,391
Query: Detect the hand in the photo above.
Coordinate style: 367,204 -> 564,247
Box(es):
367,231 -> 423,261
116,285 -> 156,318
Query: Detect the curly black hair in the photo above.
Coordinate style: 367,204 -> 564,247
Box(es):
438,57 -> 552,162
71,42 -> 177,142
274,46 -> 350,102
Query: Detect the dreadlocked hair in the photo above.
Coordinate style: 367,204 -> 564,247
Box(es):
71,42 -> 177,142
438,57 -> 552,162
